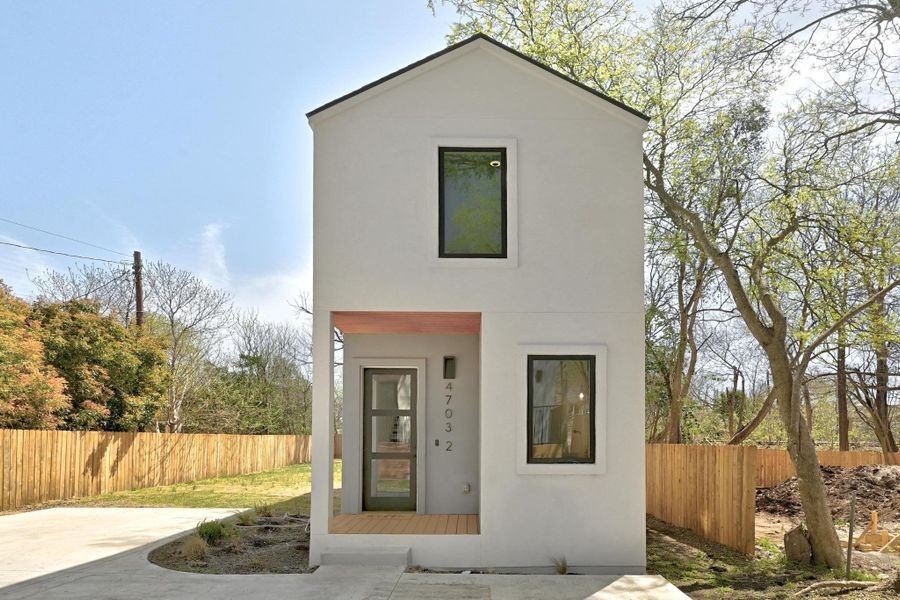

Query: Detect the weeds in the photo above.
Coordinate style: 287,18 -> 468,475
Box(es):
254,503 -> 273,518
177,535 -> 208,561
237,510 -> 257,526
551,556 -> 568,575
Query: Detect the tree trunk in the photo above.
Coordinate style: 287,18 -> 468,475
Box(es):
803,382 -> 814,435
874,342 -> 898,454
728,388 -> 775,445
727,367 -> 739,437
836,341 -> 850,451
657,397 -> 683,443
654,369 -> 686,443
774,367 -> 844,568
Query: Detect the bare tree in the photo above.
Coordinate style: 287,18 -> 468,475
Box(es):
145,261 -> 232,432
680,0 -> 900,144
847,349 -> 899,455
32,263 -> 136,324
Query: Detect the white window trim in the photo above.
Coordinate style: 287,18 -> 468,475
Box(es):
515,344 -> 607,475
428,137 -> 518,268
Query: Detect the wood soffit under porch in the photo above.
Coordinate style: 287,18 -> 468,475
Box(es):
329,512 -> 480,535
332,311 -> 481,335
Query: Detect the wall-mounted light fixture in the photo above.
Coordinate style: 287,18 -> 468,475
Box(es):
443,356 -> 456,379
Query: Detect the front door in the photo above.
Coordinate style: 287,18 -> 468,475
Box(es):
362,368 -> 417,511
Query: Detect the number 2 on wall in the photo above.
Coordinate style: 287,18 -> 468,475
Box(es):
445,440 -> 453,451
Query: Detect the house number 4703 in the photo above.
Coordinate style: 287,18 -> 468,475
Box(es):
444,382 -> 453,450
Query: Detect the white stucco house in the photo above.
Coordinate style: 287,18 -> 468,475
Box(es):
307,33 -> 648,571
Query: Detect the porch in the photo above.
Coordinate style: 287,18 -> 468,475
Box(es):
329,512 -> 480,535
326,310 -> 481,516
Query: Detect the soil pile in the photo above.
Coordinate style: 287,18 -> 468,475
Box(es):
757,464 -> 900,523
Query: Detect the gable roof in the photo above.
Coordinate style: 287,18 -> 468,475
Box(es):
306,33 -> 649,122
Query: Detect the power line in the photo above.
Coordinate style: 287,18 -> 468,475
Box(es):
0,240 -> 130,265
78,268 -> 133,300
0,217 -> 127,256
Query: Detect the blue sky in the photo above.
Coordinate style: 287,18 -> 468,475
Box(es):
0,1 -> 457,321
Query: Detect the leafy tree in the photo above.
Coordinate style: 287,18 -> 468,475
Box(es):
430,0 -> 900,566
0,282 -> 68,428
31,299 -> 168,431
35,260 -> 235,433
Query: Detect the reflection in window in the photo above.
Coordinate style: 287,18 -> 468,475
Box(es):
372,459 -> 411,497
439,147 -> 507,257
527,355 -> 595,463
372,374 -> 412,410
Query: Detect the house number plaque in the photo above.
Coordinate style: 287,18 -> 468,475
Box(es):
444,381 -> 453,451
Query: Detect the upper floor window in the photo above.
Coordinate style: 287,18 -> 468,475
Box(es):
438,147 -> 507,258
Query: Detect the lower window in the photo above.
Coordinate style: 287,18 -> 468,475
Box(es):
527,355 -> 595,464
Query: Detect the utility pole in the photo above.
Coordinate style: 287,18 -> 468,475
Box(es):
133,250 -> 144,328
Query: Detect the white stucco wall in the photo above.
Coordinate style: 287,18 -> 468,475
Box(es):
309,39 -> 646,570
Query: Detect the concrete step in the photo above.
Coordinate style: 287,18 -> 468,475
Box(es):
320,546 -> 411,566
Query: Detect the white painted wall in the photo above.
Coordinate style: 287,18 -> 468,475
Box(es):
341,333 -> 480,515
309,38 -> 646,570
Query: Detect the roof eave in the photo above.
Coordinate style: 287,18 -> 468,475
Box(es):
306,33 -> 649,124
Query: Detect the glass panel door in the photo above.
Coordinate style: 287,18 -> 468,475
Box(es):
363,368 -> 416,511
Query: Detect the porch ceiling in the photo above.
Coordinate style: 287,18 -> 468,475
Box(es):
333,311 -> 481,335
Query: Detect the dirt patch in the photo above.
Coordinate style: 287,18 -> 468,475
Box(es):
755,511 -> 799,544
756,465 -> 900,525
149,512 -> 314,574
648,515 -> 900,599
754,510 -> 900,579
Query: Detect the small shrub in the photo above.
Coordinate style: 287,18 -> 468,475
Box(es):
237,510 -> 257,526
196,519 -> 229,544
552,556 -> 568,575
177,535 -> 208,561
255,503 -> 273,517
222,536 -> 247,554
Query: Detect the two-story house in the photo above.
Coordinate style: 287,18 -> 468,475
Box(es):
306,33 -> 648,571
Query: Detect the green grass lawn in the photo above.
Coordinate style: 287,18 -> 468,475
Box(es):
61,460 -> 342,515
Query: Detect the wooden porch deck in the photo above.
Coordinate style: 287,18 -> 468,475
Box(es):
329,512 -> 480,535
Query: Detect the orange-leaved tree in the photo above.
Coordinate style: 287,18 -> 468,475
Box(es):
0,281 -> 68,428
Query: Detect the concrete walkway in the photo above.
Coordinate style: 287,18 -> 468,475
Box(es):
1,507 -> 687,599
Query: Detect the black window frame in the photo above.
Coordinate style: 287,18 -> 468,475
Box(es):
438,146 -> 508,259
526,354 -> 596,464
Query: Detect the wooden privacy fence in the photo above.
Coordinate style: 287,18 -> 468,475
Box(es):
756,448 -> 900,488
0,430 -> 342,512
646,444 -> 757,555
647,444 -> 900,555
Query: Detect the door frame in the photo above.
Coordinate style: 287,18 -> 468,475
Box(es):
354,358 -> 427,514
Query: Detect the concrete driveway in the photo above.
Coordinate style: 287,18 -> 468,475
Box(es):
0,507 -> 687,599
0,507 -> 238,588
